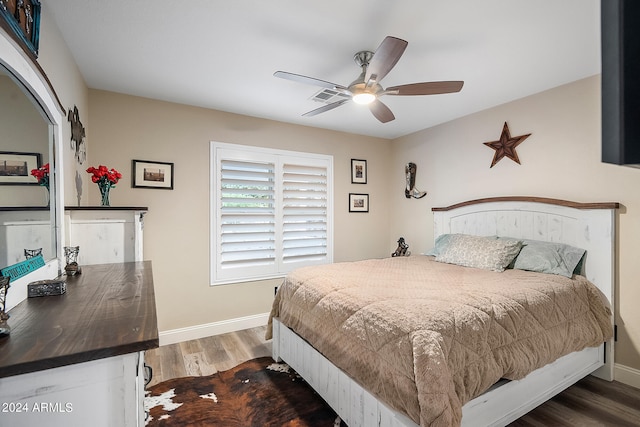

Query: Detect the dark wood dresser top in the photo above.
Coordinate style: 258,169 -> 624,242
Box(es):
0,261 -> 159,378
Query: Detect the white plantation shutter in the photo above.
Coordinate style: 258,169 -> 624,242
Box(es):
282,162 -> 328,263
212,143 -> 333,284
219,159 -> 276,269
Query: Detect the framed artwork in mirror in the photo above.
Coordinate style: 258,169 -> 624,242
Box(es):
349,193 -> 369,213
132,159 -> 174,190
351,159 -> 367,184
0,0 -> 41,57
0,151 -> 40,184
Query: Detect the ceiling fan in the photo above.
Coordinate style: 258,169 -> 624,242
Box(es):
274,36 -> 464,123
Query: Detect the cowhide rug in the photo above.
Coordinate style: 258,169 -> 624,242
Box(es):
145,357 -> 347,426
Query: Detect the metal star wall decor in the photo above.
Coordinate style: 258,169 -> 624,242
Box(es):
483,122 -> 531,168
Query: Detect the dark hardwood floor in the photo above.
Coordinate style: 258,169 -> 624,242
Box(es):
146,326 -> 640,426
509,375 -> 640,426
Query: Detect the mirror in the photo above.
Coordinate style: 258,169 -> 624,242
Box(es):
0,63 -> 55,269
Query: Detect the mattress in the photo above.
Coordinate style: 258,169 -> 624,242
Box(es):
267,256 -> 613,426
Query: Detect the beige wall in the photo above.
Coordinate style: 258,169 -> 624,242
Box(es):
87,90 -> 392,331
37,3 -> 90,207
391,75 -> 640,370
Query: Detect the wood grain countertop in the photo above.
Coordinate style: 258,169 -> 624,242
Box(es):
0,261 -> 159,378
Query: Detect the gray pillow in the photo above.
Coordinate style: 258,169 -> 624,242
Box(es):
510,239 -> 585,278
435,234 -> 523,272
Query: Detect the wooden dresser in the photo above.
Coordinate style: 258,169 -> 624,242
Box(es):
0,261 -> 158,427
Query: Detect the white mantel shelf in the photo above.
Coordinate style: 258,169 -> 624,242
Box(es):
65,206 -> 149,211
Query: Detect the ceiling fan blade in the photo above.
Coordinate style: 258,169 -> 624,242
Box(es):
303,99 -> 350,117
369,99 -> 395,123
274,71 -> 347,91
365,36 -> 408,84
385,81 -> 464,96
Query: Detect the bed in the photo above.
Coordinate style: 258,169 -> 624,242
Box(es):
268,197 -> 618,427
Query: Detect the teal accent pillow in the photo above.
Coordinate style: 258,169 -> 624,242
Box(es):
510,239 -> 586,278
425,234 -> 454,256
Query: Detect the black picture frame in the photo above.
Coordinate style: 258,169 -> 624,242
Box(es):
351,159 -> 367,184
349,193 -> 369,212
132,159 -> 174,190
0,151 -> 41,185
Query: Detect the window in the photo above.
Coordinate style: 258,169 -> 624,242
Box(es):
211,142 -> 333,285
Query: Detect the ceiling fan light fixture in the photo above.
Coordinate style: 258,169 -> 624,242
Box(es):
274,36 -> 464,123
352,92 -> 376,105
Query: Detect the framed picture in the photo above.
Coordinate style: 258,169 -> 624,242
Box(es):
0,151 -> 41,185
349,193 -> 369,212
351,159 -> 367,184
132,159 -> 174,189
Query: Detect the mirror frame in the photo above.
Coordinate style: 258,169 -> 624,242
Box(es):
1,28 -> 65,309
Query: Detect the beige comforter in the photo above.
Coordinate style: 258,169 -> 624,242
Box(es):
267,256 -> 612,427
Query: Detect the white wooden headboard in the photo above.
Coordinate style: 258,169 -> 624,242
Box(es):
432,196 -> 619,378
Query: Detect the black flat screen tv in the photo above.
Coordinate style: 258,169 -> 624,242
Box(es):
601,0 -> 640,167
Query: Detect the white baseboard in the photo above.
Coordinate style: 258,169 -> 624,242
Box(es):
159,312 -> 270,346
614,363 -> 640,389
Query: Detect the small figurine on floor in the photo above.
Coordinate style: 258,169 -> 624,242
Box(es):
392,237 -> 411,257
405,162 -> 427,199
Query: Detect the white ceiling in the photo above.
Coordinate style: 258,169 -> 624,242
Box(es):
46,0 -> 600,140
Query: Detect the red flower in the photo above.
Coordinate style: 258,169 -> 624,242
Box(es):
86,165 -> 122,186
30,163 -> 50,188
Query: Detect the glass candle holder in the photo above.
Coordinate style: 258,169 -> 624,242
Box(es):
0,276 -> 10,336
64,246 -> 81,276
24,248 -> 43,259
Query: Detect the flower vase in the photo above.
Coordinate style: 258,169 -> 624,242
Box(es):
44,186 -> 50,207
100,185 -> 111,207
87,165 -> 121,206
